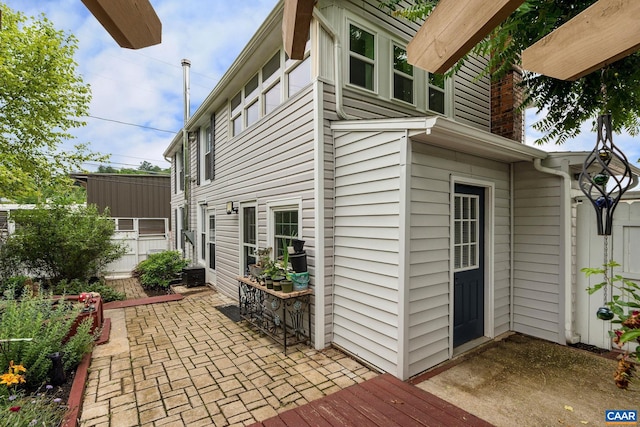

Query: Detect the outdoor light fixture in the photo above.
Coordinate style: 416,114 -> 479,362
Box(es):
226,201 -> 238,215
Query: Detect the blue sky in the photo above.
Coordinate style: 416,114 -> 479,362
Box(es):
4,0 -> 639,172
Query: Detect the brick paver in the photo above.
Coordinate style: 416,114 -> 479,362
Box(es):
81,278 -> 378,426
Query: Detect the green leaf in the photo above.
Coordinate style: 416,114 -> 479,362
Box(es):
619,329 -> 640,344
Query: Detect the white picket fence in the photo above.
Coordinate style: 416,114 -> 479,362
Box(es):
576,194 -> 640,352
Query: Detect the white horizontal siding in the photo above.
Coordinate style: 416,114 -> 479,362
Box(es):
408,142 -> 511,377
332,129 -> 404,374
512,163 -> 562,343
191,87 -> 316,302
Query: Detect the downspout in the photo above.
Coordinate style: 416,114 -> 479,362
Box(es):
312,8 -> 353,120
182,59 -> 192,258
509,164 -> 515,330
533,158 -> 580,344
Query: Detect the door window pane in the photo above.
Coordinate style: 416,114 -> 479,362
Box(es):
454,194 -> 479,271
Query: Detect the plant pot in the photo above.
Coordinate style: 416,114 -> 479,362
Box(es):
265,278 -> 273,289
290,252 -> 307,273
289,272 -> 309,291
272,275 -> 284,292
281,280 -> 293,293
292,239 -> 305,253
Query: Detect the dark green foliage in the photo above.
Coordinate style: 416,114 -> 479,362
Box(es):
0,204 -> 126,284
51,279 -> 126,303
377,0 -> 640,145
133,250 -> 189,290
0,275 -> 29,298
0,289 -> 94,387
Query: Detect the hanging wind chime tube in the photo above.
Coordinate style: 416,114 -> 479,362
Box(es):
578,113 -> 633,321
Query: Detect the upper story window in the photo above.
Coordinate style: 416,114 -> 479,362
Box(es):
287,55 -> 311,97
349,24 -> 375,91
175,150 -> 184,193
427,73 -> 446,114
392,45 -> 413,104
230,46 -> 311,138
204,125 -> 213,180
230,92 -> 242,137
263,52 -> 282,115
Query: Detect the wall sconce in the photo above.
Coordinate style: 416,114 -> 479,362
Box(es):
226,201 -> 238,215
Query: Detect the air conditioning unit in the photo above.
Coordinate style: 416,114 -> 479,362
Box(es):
182,266 -> 205,288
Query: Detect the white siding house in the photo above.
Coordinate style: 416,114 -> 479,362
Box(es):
164,0 -> 638,380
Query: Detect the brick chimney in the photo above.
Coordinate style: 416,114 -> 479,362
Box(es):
491,67 -> 524,142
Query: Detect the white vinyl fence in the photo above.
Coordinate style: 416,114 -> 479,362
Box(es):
0,205 -> 169,280
576,194 -> 640,352
104,218 -> 170,278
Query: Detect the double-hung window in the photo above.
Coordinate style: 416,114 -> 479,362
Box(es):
392,45 -> 413,104
273,209 -> 298,260
230,92 -> 242,136
262,52 -> 281,115
204,124 -> 213,181
349,24 -> 375,91
244,74 -> 259,128
427,73 -> 446,114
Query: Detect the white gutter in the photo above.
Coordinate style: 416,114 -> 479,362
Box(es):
312,8 -> 353,120
533,158 -> 580,344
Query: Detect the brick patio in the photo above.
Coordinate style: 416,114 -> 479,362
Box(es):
80,279 -> 379,426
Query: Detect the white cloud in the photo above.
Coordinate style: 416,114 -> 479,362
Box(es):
6,1 -> 639,172
4,0 -> 279,170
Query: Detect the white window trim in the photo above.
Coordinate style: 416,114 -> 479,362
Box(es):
346,20 -> 378,94
198,202 -> 207,265
285,53 -> 311,98
266,197 -> 302,261
390,43 -> 414,106
239,201 -> 258,275
448,176 -> 496,357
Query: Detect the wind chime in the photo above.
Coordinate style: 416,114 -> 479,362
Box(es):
578,113 -> 633,320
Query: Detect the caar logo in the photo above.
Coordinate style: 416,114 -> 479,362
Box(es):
606,410 -> 638,425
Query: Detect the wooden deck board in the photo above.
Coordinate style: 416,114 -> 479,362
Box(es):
249,374 -> 494,427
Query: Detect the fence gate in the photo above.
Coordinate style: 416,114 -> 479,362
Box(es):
576,196 -> 640,351
104,218 -> 169,278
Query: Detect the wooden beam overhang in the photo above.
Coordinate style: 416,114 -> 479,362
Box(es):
407,0 -> 524,74
81,0 -> 161,49
282,0 -> 315,60
521,0 -> 640,80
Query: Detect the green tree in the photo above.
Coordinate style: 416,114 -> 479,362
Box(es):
0,3 -> 104,200
0,204 -> 126,283
378,0 -> 640,145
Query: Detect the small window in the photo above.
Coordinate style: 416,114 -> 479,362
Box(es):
274,209 -> 298,259
204,125 -> 212,181
454,194 -> 479,270
428,73 -> 446,114
349,24 -> 375,91
392,45 -> 413,104
245,74 -> 259,99
263,52 -> 280,82
264,81 -> 281,115
231,92 -> 243,136
246,100 -> 259,127
287,56 -> 311,97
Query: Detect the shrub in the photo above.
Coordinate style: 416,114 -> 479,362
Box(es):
0,289 -> 94,387
133,250 -> 188,290
584,260 -> 640,389
0,275 -> 30,298
51,278 -> 125,303
0,204 -> 126,284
